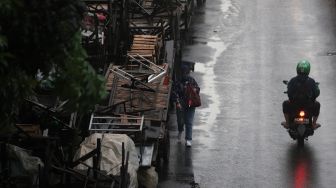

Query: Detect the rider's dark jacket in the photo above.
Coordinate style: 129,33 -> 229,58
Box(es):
287,75 -> 320,103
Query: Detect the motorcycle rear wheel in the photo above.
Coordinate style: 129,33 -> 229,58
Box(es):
297,138 -> 304,147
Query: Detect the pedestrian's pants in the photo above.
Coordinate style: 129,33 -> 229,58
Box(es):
176,107 -> 196,140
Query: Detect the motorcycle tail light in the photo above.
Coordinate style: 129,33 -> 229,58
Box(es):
299,111 -> 305,117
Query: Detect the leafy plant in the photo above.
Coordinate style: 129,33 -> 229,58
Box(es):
0,0 -> 107,131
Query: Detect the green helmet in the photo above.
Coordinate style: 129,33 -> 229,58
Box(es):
296,60 -> 310,75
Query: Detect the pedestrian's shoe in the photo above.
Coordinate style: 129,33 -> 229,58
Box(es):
186,140 -> 192,147
177,132 -> 182,142
312,123 -> 321,130
281,121 -> 289,129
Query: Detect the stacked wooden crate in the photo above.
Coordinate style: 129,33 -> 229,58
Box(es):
16,124 -> 41,136
105,64 -> 170,121
128,35 -> 162,64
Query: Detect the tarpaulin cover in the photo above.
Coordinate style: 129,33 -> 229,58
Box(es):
0,144 -> 44,181
74,133 -> 139,188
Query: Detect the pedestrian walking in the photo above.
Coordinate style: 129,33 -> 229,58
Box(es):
172,64 -> 201,147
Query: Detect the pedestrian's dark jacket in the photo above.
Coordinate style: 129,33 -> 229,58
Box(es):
287,75 -> 320,103
172,75 -> 200,108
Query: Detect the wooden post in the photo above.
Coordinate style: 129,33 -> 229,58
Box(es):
0,142 -> 8,188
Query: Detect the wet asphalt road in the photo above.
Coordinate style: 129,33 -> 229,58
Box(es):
171,0 -> 336,187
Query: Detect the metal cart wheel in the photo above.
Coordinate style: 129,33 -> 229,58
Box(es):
162,130 -> 170,163
155,127 -> 170,165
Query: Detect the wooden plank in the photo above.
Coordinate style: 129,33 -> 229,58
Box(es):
131,44 -> 155,50
133,35 -> 158,39
127,53 -> 153,57
132,44 -> 155,48
128,50 -> 154,55
133,38 -> 158,42
16,124 -> 41,136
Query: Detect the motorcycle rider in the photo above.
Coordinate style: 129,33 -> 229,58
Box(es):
282,60 -> 321,129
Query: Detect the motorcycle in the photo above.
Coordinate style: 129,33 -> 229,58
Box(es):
282,80 -> 319,147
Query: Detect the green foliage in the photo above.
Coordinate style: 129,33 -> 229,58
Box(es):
0,0 -> 107,129
53,32 -> 107,113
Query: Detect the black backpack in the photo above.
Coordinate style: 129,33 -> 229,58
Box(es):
292,79 -> 312,104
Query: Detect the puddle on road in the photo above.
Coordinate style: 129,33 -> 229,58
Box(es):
195,36 -> 230,135
326,51 -> 336,56
185,37 -> 208,45
221,0 -> 232,12
192,0 -> 237,146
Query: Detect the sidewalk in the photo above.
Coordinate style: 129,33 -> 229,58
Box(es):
157,107 -> 200,188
